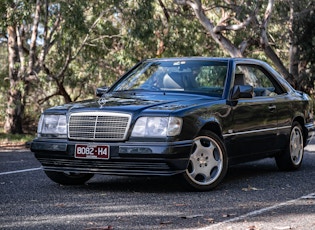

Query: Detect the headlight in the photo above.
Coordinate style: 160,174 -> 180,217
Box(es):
131,117 -> 182,137
37,114 -> 67,138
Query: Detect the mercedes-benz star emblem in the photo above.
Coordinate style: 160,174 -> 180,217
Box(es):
98,98 -> 108,107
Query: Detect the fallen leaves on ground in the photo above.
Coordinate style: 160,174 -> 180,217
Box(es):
273,226 -> 293,230
205,217 -> 215,223
173,202 -> 186,207
54,203 -> 66,208
222,213 -> 236,218
181,214 -> 204,219
242,185 -> 263,192
84,225 -> 113,230
160,220 -> 173,225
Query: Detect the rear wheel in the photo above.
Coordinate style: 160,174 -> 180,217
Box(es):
44,171 -> 94,185
182,131 -> 228,191
275,122 -> 304,171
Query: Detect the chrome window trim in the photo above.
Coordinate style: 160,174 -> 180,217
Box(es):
223,125 -> 291,137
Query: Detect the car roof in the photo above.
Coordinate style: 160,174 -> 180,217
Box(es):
143,57 -> 263,63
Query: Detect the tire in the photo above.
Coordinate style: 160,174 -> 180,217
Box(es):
275,122 -> 304,171
44,171 -> 94,185
182,131 -> 228,191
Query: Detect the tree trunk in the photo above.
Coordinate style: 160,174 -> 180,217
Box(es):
4,26 -> 24,134
259,0 -> 296,87
191,1 -> 243,57
288,2 -> 299,88
58,80 -> 72,104
262,44 -> 296,87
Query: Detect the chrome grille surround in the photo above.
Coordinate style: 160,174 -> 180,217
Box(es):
68,112 -> 131,141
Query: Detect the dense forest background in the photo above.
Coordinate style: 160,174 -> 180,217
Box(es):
0,0 -> 314,134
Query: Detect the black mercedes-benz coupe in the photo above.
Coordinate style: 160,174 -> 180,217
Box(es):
31,57 -> 315,191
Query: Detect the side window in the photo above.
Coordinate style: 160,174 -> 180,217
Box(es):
235,65 -> 284,97
196,66 -> 227,88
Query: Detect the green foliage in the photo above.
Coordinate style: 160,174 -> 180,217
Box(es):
0,0 -> 32,27
198,66 -> 227,87
273,0 -> 315,89
0,131 -> 35,143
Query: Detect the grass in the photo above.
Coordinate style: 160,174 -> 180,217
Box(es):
0,126 -> 35,148
0,133 -> 34,143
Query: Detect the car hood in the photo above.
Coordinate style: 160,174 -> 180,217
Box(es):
46,91 -> 221,115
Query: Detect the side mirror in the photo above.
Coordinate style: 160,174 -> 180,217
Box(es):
230,85 -> 254,100
96,86 -> 109,97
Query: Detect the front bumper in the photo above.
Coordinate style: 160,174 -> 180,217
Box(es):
31,139 -> 192,176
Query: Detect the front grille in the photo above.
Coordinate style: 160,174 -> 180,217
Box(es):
68,112 -> 131,141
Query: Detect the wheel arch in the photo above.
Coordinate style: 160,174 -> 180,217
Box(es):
292,116 -> 308,146
200,121 -> 223,140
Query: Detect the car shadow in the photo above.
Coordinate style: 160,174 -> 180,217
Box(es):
51,157 -> 312,193
72,175 -> 188,193
225,158 -> 279,182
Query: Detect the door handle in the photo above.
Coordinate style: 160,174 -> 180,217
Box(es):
268,105 -> 276,111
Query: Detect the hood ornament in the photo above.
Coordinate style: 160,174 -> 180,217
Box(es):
98,98 -> 108,107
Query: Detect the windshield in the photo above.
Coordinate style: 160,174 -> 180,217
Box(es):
112,60 -> 228,97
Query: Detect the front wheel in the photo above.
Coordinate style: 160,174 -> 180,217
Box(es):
275,122 -> 304,171
44,171 -> 94,185
182,131 -> 228,191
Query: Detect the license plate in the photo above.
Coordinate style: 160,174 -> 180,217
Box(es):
75,144 -> 110,160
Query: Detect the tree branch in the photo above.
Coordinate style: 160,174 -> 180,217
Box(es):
28,0 -> 41,77
72,11 -> 106,60
38,92 -> 60,105
214,14 -> 255,33
158,0 -> 170,22
257,0 -> 295,86
174,0 -> 243,57
16,25 -> 26,79
55,47 -> 72,81
39,0 -> 62,68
